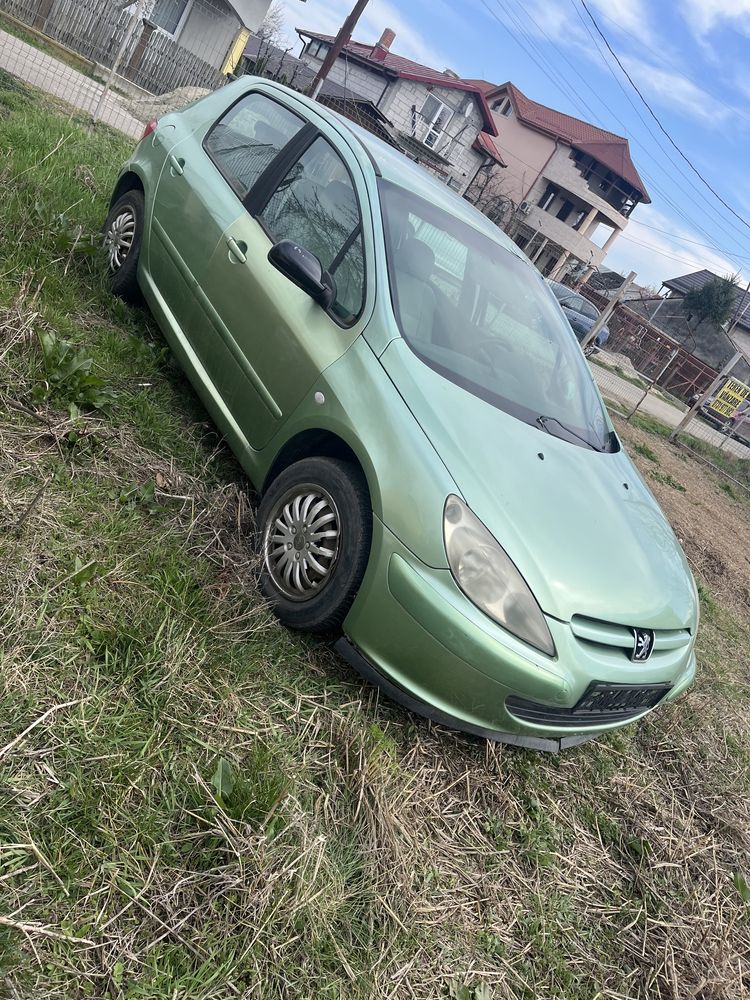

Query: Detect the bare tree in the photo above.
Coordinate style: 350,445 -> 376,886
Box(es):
258,1 -> 286,47
465,165 -> 516,230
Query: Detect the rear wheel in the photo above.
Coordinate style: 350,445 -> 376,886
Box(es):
257,457 -> 372,634
103,189 -> 144,304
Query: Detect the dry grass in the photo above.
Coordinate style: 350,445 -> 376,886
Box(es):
0,72 -> 749,1000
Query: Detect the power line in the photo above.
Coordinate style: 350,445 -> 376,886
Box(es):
629,220 -> 750,259
475,0 -> 750,275
494,0 -> 750,267
566,0 -> 750,260
579,0 -> 750,235
617,233 -> 742,270
591,7 -> 750,129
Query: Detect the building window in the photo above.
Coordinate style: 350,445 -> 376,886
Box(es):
307,40 -> 330,59
492,96 -> 512,117
515,235 -> 530,251
538,183 -> 559,212
418,94 -> 454,149
556,199 -> 574,222
151,0 -> 191,36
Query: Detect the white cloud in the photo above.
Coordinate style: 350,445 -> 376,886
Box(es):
272,0 -> 452,71
605,205 -> 748,288
619,54 -> 741,125
588,0 -> 655,44
680,0 -> 750,35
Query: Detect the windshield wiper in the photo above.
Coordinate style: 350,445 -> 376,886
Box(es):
536,414 -> 603,452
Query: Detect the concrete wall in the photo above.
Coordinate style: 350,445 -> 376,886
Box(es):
299,50 -> 487,193
379,78 -> 486,193
300,50 -> 388,103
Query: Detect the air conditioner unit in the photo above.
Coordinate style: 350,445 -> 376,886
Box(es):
519,200 -> 531,214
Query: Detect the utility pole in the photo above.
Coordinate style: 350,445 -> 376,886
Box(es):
580,270 -> 636,351
669,277 -> 750,442
309,0 -> 370,100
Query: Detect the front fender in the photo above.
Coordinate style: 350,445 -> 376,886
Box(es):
257,337 -> 458,569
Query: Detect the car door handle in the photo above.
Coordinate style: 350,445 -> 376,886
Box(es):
168,155 -> 184,176
226,237 -> 247,264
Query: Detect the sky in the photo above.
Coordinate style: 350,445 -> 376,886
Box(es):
269,0 -> 750,291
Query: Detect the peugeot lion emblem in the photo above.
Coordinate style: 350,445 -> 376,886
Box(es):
631,628 -> 655,662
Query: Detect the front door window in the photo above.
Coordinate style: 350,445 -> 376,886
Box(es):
260,137 -> 365,324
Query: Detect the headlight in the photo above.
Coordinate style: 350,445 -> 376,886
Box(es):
443,496 -> 556,657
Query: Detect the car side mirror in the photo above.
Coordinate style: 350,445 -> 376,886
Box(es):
268,240 -> 335,310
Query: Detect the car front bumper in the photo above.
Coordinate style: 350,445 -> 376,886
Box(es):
341,517 -> 696,751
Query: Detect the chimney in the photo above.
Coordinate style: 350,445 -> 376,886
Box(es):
371,28 -> 395,62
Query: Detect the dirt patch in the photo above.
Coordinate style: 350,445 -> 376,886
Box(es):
616,416 -> 750,616
123,86 -> 211,122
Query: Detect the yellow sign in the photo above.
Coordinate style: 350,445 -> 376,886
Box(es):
221,27 -> 251,77
706,376 -> 750,420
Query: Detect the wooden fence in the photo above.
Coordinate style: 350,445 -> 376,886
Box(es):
0,0 -> 230,95
578,286 -> 719,402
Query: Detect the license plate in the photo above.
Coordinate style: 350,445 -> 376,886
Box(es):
574,682 -> 671,715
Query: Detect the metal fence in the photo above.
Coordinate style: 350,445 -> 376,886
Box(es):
0,0 -> 243,137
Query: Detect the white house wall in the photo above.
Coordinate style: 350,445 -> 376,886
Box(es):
300,51 -> 389,103
177,0 -> 240,64
228,0 -> 271,31
379,79 -> 486,192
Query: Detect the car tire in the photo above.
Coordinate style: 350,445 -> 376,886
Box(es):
257,457 -> 372,634
103,189 -> 144,304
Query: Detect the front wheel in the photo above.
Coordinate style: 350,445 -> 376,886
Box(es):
257,457 -> 372,634
103,189 -> 144,304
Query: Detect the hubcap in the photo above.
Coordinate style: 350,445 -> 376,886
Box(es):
104,208 -> 136,272
264,485 -> 341,602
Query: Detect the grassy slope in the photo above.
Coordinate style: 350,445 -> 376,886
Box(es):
0,74 -> 749,1000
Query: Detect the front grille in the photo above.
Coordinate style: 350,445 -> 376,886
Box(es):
570,615 -> 691,662
507,681 -> 671,728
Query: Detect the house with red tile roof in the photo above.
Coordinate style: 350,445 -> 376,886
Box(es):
297,28 -> 506,195
296,28 -> 647,280
465,81 -> 649,279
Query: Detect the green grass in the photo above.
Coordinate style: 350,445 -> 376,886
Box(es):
629,410 -> 750,492
649,469 -> 687,492
1,74 -> 750,999
632,441 -> 658,462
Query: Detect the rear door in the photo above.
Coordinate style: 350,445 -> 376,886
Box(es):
147,89 -> 305,346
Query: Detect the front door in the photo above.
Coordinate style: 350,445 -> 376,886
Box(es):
148,89 -> 305,359
200,134 -> 368,449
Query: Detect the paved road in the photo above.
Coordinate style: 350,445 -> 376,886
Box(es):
0,28 -> 144,138
592,363 -> 750,459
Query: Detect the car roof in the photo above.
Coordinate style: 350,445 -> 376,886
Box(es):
346,120 -> 524,253
258,80 -> 526,261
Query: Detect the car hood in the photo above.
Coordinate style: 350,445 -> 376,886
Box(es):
381,339 -> 696,630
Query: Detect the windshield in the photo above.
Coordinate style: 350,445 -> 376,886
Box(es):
379,180 -> 615,452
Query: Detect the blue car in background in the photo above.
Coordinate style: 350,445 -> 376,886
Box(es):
546,279 -> 610,349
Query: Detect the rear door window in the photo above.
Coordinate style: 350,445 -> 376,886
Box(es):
259,136 -> 365,324
205,93 -> 304,200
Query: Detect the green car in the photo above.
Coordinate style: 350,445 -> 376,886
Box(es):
104,78 -> 698,751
